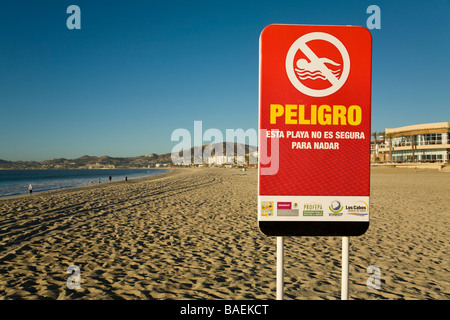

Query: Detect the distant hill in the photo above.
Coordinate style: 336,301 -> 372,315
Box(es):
0,143 -> 257,169
0,159 -> 41,169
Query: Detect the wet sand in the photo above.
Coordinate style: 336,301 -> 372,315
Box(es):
0,166 -> 449,300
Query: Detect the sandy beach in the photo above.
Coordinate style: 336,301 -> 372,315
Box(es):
0,166 -> 449,300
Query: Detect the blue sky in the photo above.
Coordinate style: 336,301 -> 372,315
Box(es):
1,0 -> 449,161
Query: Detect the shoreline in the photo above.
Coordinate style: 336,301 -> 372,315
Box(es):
0,167 -> 172,170
0,168 -> 173,201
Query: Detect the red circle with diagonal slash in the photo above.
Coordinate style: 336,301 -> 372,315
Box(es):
292,39 -> 344,90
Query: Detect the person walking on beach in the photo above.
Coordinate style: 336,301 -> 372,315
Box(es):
109,176 -> 112,182
28,184 -> 33,194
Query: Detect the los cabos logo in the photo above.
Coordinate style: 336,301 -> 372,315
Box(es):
346,200 -> 369,216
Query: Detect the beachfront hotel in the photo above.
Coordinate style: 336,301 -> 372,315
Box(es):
207,155 -> 246,166
372,122 -> 450,163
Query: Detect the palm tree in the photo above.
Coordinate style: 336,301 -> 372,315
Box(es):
388,133 -> 393,162
372,131 -> 378,163
380,131 -> 386,162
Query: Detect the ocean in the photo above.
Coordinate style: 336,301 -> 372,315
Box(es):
0,169 -> 169,198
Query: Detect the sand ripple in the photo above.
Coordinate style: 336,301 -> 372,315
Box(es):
0,167 -> 449,300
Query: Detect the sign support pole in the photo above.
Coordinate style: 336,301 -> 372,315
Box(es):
341,236 -> 349,300
276,236 -> 284,300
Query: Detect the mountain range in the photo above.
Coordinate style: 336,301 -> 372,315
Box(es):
0,143 -> 257,169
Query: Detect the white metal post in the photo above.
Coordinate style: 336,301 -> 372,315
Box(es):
341,236 -> 349,300
276,236 -> 284,300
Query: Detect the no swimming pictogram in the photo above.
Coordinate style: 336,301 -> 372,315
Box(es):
286,32 -> 350,97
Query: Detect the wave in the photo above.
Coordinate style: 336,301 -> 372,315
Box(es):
295,68 -> 341,75
298,74 -> 327,80
295,69 -> 322,75
295,68 -> 341,80
0,169 -> 169,198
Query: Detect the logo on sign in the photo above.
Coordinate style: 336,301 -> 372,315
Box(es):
285,32 -> 350,97
261,201 -> 274,217
303,202 -> 323,216
346,200 -> 369,216
277,202 -> 299,216
328,200 -> 343,216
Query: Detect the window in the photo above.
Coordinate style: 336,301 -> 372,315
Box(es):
421,153 -> 444,162
392,136 -> 412,147
422,133 -> 443,145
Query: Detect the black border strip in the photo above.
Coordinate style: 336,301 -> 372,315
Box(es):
258,221 -> 369,236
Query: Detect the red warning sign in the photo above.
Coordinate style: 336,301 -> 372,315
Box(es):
258,25 -> 372,236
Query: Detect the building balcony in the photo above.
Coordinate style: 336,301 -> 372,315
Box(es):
378,144 -> 450,153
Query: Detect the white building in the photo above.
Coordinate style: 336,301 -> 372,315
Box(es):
207,155 -> 246,165
377,122 -> 450,163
